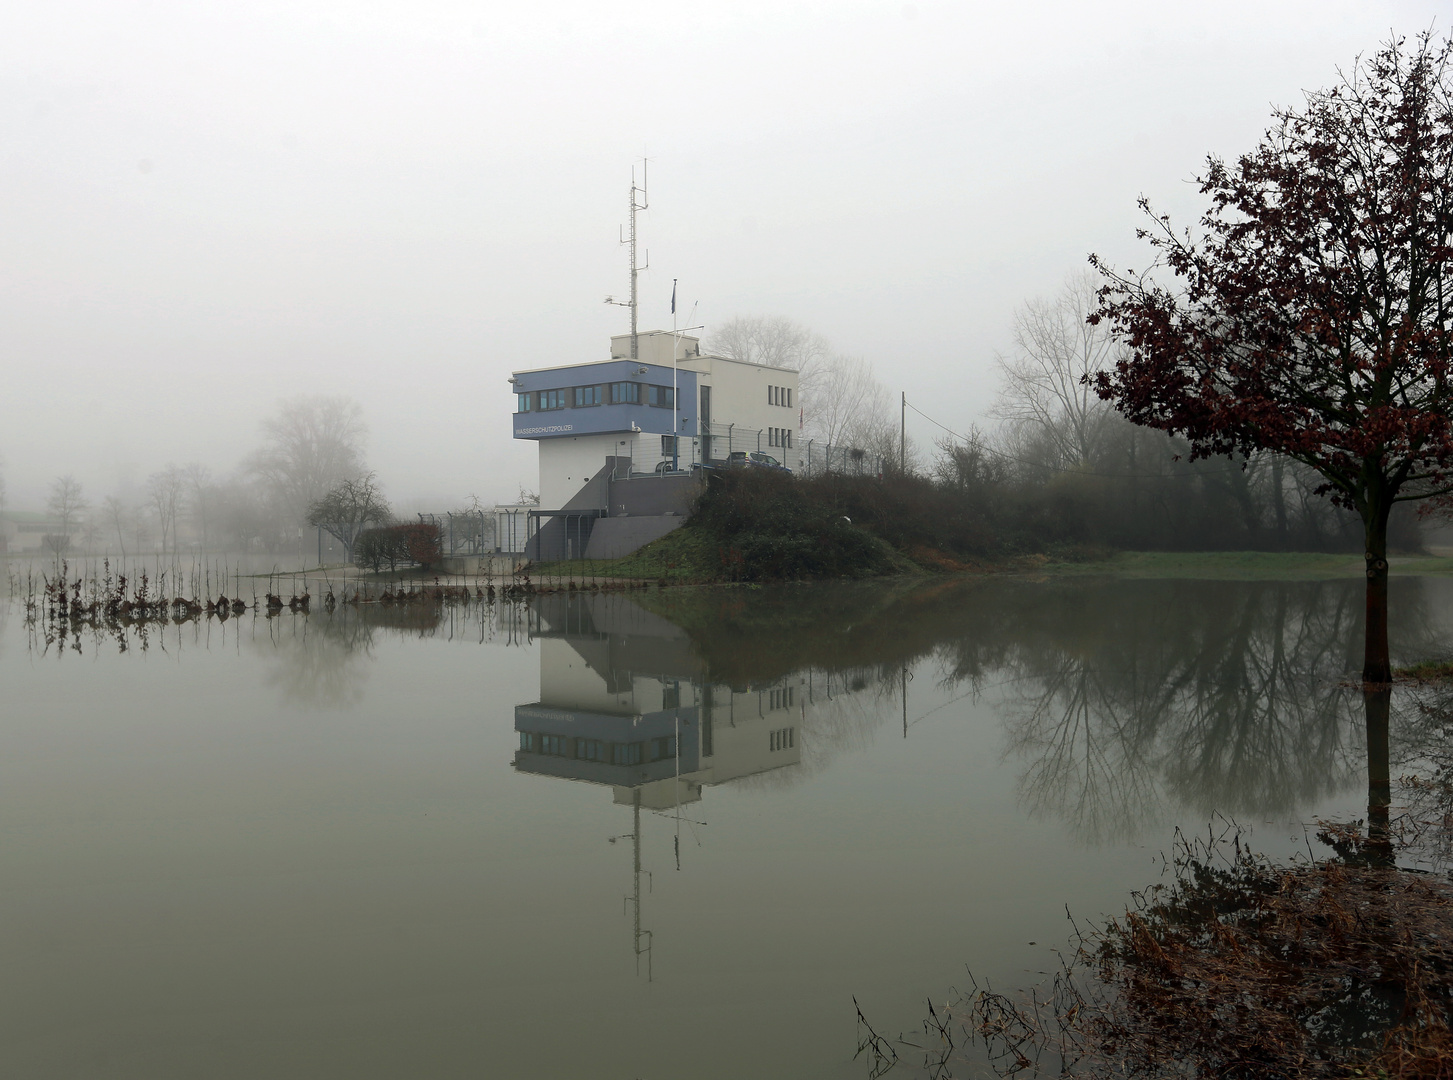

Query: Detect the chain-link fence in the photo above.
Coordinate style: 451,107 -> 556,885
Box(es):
416,510 -> 495,556
610,424 -> 883,478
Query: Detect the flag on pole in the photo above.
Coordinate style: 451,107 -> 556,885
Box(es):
671,279 -> 677,315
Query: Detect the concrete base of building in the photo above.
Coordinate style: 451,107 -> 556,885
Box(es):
584,516 -> 684,560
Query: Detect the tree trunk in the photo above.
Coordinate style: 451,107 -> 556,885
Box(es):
1363,686 -> 1394,866
1363,502 -> 1392,684
1271,455 -> 1287,548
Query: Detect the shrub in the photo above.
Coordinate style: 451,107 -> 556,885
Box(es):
353,522 -> 443,572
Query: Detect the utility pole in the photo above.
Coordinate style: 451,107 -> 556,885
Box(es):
900,391 -> 906,474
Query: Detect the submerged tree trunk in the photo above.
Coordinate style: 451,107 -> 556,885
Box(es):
1363,686 -> 1394,866
1363,500 -> 1392,684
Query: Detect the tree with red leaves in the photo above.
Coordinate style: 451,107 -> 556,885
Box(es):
1090,33 -> 1453,684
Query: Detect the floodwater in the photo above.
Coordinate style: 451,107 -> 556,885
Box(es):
1,574 -> 1447,1078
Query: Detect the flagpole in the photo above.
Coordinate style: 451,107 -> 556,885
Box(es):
671,279 -> 679,471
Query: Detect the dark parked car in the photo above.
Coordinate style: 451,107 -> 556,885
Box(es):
726,451 -> 792,473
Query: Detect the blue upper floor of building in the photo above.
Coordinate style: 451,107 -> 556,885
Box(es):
511,359 -> 698,440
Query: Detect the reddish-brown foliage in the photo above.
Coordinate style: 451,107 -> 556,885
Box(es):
1089,33 -> 1453,682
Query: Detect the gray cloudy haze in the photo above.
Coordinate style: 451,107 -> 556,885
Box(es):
1,0 -> 1444,509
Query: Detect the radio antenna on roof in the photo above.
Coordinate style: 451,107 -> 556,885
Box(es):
605,160 -> 649,359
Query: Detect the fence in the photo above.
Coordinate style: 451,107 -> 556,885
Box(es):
415,510 -> 495,557
611,424 -> 884,478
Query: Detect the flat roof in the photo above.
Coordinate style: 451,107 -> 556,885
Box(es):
512,353 -> 798,377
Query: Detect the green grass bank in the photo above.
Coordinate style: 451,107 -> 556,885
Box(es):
530,470 -> 1453,584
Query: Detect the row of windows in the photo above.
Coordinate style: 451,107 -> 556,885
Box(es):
769,727 -> 796,752
768,687 -> 795,710
516,382 -> 674,413
767,427 -> 793,449
519,731 -> 676,764
768,385 -> 793,408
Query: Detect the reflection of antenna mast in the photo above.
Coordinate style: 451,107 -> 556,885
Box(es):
624,788 -> 653,980
604,160 -> 649,359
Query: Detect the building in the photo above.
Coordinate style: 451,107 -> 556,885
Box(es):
508,331 -> 801,559
513,592 -> 804,811
0,511 -> 77,554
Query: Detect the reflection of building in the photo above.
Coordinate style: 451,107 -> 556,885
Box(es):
513,593 -> 803,809
513,591 -> 808,979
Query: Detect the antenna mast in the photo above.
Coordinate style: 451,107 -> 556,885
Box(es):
625,161 -> 649,359
604,160 -> 650,358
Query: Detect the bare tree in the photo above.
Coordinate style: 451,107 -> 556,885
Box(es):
47,475 -> 86,538
707,315 -> 832,399
991,272 -> 1119,472
708,315 -> 896,455
247,395 -> 367,534
810,354 -> 891,447
183,462 -> 214,551
307,474 -> 392,560
102,496 -> 129,558
147,465 -> 186,558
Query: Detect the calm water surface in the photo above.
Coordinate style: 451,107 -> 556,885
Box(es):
2,576 -> 1446,1078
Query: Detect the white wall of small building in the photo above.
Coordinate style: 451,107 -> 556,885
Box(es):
537,434 -> 621,509
682,354 -> 800,463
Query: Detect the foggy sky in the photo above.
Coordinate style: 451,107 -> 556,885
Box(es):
1,0 -> 1444,510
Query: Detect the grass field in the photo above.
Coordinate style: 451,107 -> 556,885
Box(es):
1032,550 -> 1453,579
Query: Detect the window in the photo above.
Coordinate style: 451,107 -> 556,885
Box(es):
786,388 -> 792,408
541,733 -> 570,756
650,736 -> 676,761
647,385 -> 675,408
519,731 -> 537,751
612,742 -> 643,766
768,385 -> 776,406
574,385 -> 602,407
517,393 -> 534,413
576,738 -> 604,762
768,385 -> 793,408
663,684 -> 680,710
769,727 -> 795,752
769,687 -> 795,710
538,389 -> 566,411
611,382 -> 640,404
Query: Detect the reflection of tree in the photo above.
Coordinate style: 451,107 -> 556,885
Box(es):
991,580 -> 1439,842
259,610 -> 377,709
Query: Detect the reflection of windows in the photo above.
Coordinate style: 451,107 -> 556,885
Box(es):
539,389 -> 566,411
612,743 -> 643,766
574,385 -> 602,407
611,382 -> 641,404
768,687 -> 794,710
517,393 -> 534,413
769,727 -> 795,752
576,738 -> 603,761
663,684 -> 680,710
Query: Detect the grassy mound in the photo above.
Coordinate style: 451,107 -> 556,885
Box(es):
537,470 -> 915,583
